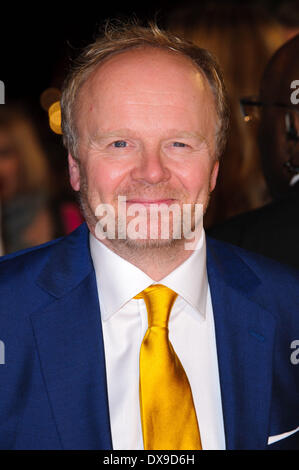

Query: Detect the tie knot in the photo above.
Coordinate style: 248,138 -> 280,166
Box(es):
134,284 -> 178,328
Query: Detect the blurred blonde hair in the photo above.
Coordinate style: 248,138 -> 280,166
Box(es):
0,104 -> 50,195
167,2 -> 286,226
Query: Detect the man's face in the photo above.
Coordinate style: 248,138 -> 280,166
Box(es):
68,47 -> 219,248
258,104 -> 292,198
258,54 -> 299,199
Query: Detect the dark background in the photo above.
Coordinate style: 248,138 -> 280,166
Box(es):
1,1 -> 186,103
1,0 -> 288,102
0,0 -> 294,217
0,0 -> 191,170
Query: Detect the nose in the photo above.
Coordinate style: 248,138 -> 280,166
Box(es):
130,147 -> 171,184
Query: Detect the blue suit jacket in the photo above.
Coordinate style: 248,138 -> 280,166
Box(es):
0,222 -> 298,450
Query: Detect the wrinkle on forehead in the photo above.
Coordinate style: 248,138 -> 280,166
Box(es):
88,127 -> 207,142
76,47 -> 217,157
119,86 -> 205,105
81,48 -> 208,98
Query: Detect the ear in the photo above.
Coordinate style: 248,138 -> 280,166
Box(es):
210,159 -> 219,192
68,152 -> 80,191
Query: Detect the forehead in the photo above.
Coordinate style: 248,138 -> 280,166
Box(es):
78,47 -> 214,110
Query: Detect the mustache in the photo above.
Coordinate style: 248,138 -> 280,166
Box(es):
113,183 -> 190,201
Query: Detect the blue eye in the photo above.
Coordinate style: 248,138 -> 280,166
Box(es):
173,142 -> 186,147
113,140 -> 127,148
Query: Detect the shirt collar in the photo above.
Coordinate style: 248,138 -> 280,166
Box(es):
89,231 -> 208,321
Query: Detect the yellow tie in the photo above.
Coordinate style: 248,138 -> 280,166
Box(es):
134,284 -> 202,450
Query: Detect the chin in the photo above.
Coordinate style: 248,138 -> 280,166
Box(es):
111,236 -> 181,251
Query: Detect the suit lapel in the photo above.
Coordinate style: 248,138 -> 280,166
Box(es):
29,224 -> 277,450
30,223 -> 112,449
206,238 -> 277,450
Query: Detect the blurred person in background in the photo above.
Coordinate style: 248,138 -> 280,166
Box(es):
208,34 -> 299,269
272,0 -> 299,42
167,0 -> 288,227
0,104 -> 55,254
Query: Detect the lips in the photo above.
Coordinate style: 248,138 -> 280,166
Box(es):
126,199 -> 176,206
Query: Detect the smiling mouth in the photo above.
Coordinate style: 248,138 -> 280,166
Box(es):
126,198 -> 177,206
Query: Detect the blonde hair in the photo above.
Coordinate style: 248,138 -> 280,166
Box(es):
60,19 -> 229,160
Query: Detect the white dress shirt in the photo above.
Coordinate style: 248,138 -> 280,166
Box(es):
89,230 -> 226,450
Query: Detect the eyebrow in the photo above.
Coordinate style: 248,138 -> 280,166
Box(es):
167,131 -> 206,140
88,129 -> 206,144
89,129 -> 133,144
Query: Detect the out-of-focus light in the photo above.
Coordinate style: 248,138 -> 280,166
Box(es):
244,115 -> 251,122
40,87 -> 61,111
48,101 -> 62,135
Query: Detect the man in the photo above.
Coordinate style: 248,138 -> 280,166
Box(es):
208,34 -> 299,270
0,22 -> 298,450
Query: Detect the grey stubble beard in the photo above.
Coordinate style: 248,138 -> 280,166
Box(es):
76,166 -> 210,263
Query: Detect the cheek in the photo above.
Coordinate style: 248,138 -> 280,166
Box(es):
86,159 -> 130,198
260,114 -> 284,153
176,159 -> 212,195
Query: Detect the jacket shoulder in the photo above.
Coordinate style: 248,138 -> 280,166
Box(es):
0,235 -> 64,278
0,235 -> 65,320
206,235 -> 299,337
207,235 -> 299,282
